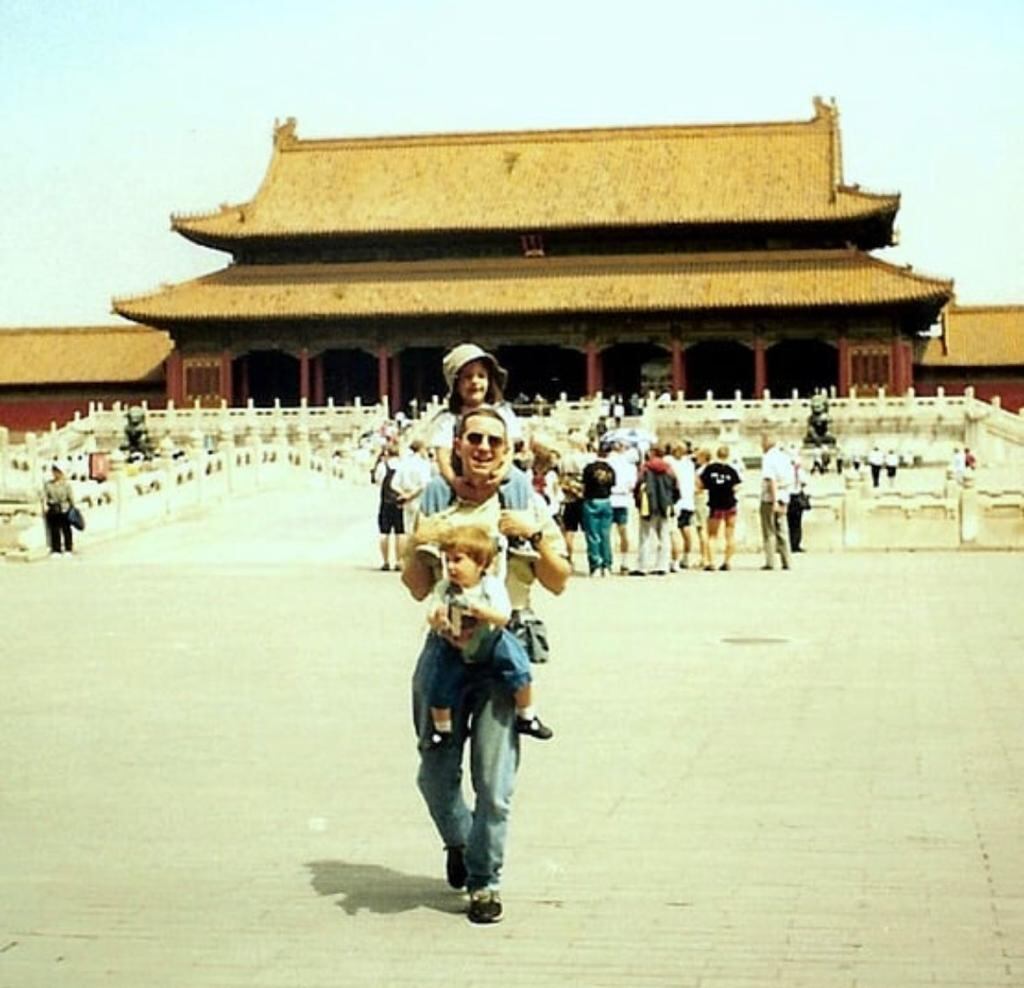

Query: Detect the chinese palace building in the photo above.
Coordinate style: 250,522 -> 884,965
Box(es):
110,98 -> 957,412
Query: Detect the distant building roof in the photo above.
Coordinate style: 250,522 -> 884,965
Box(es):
171,99 -> 898,243
114,249 -> 950,323
0,325 -> 172,386
920,304 -> 1024,367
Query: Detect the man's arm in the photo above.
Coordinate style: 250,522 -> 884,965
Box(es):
533,533 -> 571,596
400,484 -> 452,600
499,506 -> 571,596
401,539 -> 437,601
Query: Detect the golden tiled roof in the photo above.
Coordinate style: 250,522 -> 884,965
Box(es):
920,305 -> 1024,366
172,100 -> 897,240
114,249 -> 951,322
0,325 -> 172,386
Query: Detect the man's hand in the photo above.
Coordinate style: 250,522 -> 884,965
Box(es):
410,515 -> 451,547
499,509 -> 537,541
427,603 -> 449,633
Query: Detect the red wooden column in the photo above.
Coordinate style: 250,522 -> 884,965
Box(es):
670,339 -> 687,394
753,336 -> 767,398
236,355 -> 250,405
219,351 -> 234,406
299,347 -> 311,403
390,356 -> 402,413
836,335 -> 850,396
585,341 -> 600,397
902,340 -> 914,392
377,347 -> 390,407
165,351 -> 183,404
312,355 -> 325,406
890,337 -> 905,395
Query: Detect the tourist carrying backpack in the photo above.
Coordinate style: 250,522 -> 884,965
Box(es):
632,445 -> 679,575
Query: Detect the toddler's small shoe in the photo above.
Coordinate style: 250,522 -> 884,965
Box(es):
515,715 -> 553,740
506,537 -> 540,559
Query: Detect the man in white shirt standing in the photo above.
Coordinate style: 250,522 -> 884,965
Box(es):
607,440 -> 638,574
665,442 -> 697,570
759,433 -> 792,571
392,439 -> 435,539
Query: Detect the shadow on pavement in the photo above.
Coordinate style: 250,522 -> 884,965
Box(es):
305,860 -> 462,916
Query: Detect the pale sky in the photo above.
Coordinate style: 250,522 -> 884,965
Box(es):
1,0 -> 1021,328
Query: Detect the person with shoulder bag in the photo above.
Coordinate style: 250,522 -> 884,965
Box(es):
42,464 -> 77,556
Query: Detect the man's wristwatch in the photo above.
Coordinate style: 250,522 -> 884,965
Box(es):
528,530 -> 544,549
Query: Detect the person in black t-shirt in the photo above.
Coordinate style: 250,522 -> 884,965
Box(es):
581,444 -> 616,576
697,445 -> 742,571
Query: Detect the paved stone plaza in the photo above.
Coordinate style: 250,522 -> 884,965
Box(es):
2,482 -> 1023,987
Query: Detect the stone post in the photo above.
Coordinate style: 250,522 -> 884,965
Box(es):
25,432 -> 40,488
943,467 -> 959,501
842,469 -> 865,548
190,427 -> 206,507
295,420 -> 312,473
960,471 -> 978,545
219,417 -> 236,494
318,428 -> 334,486
158,434 -> 176,519
108,449 -> 128,532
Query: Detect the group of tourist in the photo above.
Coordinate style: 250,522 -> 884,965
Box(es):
373,419 -> 813,579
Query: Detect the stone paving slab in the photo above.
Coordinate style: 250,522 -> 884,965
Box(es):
2,483 -> 1023,987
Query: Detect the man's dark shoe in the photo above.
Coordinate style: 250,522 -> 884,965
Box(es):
467,888 -> 503,924
445,845 -> 467,889
516,715 -> 553,740
422,728 -> 451,751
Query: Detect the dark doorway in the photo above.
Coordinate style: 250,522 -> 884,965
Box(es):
685,341 -> 755,399
398,346 -> 447,411
766,340 -> 837,397
600,342 -> 670,399
494,345 -> 586,402
245,350 -> 300,407
322,349 -> 377,406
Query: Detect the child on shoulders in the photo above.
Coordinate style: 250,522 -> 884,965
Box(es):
423,523 -> 552,748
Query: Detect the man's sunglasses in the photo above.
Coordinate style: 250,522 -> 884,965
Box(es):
463,431 -> 506,448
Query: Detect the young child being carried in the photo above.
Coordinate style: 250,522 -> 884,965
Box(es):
423,522 -> 553,749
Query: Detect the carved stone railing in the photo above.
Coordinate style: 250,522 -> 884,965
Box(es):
718,470 -> 1023,553
642,386 -> 1024,466
0,400 -> 368,561
4,392 -> 1023,560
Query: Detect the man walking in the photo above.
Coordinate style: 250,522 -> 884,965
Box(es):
759,433 -> 792,570
402,406 -> 570,924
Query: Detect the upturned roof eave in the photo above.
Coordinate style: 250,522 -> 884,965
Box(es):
113,270 -> 952,327
170,202 -> 899,244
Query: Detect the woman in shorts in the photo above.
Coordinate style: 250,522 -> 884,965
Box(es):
692,447 -> 713,571
697,445 -> 742,571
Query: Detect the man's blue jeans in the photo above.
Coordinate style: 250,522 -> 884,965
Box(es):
412,633 -> 520,891
582,497 -> 613,573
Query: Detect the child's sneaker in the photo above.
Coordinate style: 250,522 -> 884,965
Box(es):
505,536 -> 540,560
515,715 -> 553,740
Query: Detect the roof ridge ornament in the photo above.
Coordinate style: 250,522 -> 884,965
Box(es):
274,117 -> 298,149
813,96 -> 843,202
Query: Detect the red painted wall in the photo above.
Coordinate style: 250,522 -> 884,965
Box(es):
0,391 -> 166,437
913,371 -> 1024,413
